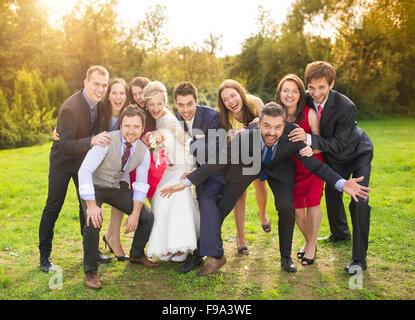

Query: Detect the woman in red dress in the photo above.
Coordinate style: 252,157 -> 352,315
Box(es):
276,74 -> 325,266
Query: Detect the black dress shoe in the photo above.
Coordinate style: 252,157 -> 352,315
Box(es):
179,254 -> 203,273
318,233 -> 351,242
98,251 -> 111,264
40,256 -> 56,273
281,257 -> 297,273
345,260 -> 367,274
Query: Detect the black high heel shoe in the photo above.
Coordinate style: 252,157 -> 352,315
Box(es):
297,251 -> 305,259
301,246 -> 317,266
103,235 -> 114,253
103,235 -> 129,261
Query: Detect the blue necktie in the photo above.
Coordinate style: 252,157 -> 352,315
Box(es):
259,146 -> 273,181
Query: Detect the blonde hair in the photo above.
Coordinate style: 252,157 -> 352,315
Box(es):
85,65 -> 109,80
142,81 -> 168,104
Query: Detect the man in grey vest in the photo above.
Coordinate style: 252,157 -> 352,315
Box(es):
79,105 -> 158,289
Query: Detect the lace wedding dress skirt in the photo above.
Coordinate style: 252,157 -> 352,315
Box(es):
146,111 -> 200,258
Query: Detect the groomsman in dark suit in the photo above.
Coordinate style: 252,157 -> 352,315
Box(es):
161,103 -> 370,275
288,61 -> 373,273
38,66 -> 112,273
174,81 -> 227,273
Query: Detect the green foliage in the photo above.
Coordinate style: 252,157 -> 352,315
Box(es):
1,69 -> 55,149
46,76 -> 69,117
0,0 -> 413,148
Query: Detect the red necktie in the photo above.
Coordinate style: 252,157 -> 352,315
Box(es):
121,142 -> 132,170
317,105 -> 323,123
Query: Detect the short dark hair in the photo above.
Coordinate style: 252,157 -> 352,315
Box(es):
119,104 -> 146,128
304,61 -> 336,85
173,81 -> 198,101
259,102 -> 286,122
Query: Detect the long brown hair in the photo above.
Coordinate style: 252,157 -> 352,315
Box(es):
101,78 -> 129,131
275,74 -> 306,124
217,79 -> 257,131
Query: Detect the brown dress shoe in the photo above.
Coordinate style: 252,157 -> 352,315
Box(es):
129,256 -> 160,267
197,256 -> 226,277
85,272 -> 102,290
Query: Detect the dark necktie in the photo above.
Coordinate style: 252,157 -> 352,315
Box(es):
259,146 -> 273,181
91,106 -> 97,125
121,142 -> 132,171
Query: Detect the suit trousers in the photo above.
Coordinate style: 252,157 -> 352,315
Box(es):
38,161 -> 85,257
196,177 -> 225,257
266,177 -> 296,258
82,182 -> 154,274
325,152 -> 372,261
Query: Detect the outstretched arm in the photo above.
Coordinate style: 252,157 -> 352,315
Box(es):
342,176 -> 371,202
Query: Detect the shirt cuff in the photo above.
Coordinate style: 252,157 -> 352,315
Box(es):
79,184 -> 95,198
132,181 -> 150,194
182,178 -> 193,187
335,179 -> 346,192
306,133 -> 312,146
133,190 -> 147,203
80,194 -> 95,201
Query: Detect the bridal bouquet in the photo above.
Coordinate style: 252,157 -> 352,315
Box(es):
142,131 -> 165,167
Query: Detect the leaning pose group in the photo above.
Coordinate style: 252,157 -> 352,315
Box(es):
38,61 -> 373,289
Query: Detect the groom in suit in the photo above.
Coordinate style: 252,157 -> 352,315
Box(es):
288,61 -> 373,273
38,66 -> 112,273
174,81 -> 227,273
161,103 -> 371,275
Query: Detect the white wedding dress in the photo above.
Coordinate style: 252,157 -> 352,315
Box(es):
146,110 -> 200,258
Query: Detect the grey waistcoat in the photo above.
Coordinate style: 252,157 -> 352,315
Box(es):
92,130 -> 147,189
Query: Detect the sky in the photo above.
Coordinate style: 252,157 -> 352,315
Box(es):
40,0 -> 297,57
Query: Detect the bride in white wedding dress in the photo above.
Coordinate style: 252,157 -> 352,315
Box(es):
143,81 -> 200,262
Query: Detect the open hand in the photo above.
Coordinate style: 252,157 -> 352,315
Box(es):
91,131 -> 111,148
160,182 -> 186,198
288,127 -> 307,143
123,213 -> 139,234
342,176 -> 371,202
86,206 -> 104,229
299,145 -> 313,157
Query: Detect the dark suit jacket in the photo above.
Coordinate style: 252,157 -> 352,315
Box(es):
50,90 -> 101,173
307,90 -> 373,165
187,122 -> 344,214
177,105 -> 226,182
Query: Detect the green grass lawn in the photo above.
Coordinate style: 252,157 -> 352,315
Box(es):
0,118 -> 414,300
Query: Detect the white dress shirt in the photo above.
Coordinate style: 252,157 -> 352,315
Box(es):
79,135 -> 150,202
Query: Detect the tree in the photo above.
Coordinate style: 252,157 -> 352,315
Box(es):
133,4 -> 169,54
203,32 -> 223,56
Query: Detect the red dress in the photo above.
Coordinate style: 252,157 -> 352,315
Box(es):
292,106 -> 325,209
130,109 -> 168,200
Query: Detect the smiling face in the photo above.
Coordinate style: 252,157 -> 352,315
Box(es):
280,80 -> 300,109
175,94 -> 197,120
108,82 -> 127,117
307,77 -> 334,104
120,115 -> 143,144
131,85 -> 145,109
146,94 -> 166,120
84,71 -> 109,104
221,88 -> 243,115
258,114 -> 285,147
